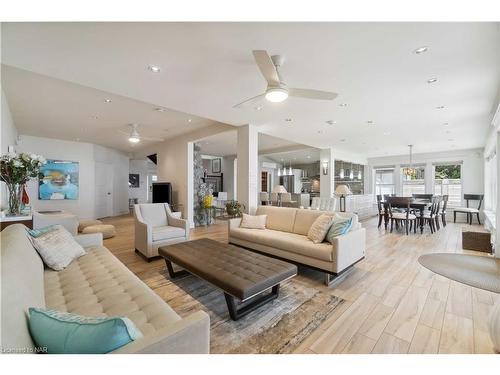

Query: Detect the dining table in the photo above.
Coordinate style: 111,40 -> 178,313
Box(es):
382,198 -> 431,234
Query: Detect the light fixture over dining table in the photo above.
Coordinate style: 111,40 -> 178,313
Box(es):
403,144 -> 417,178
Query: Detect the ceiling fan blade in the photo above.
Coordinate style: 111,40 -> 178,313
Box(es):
252,50 -> 280,86
233,93 -> 266,108
140,136 -> 165,142
289,88 -> 338,100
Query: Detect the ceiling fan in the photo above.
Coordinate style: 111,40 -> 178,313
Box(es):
118,124 -> 164,144
234,50 -> 338,108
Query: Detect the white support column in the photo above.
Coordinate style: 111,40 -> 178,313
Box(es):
186,142 -> 195,228
320,148 -> 334,198
496,132 -> 500,258
237,125 -> 258,214
425,162 -> 434,194
394,164 -> 402,195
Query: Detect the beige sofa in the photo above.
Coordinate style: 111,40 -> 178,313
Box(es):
1,224 -> 209,354
229,206 -> 365,285
134,203 -> 189,261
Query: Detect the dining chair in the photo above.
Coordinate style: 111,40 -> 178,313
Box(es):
454,194 -> 484,225
412,194 -> 434,201
259,192 -> 269,205
376,199 -> 385,228
387,197 -> 417,235
418,196 -> 441,233
440,195 -> 448,227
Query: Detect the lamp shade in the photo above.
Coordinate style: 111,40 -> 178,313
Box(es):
335,184 -> 352,196
272,185 -> 288,194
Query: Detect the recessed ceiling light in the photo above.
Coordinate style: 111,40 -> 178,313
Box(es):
306,155 -> 311,159
91,115 -> 98,119
443,122 -> 449,126
188,118 -> 192,123
148,65 -> 161,73
254,106 -> 263,111
155,107 -> 166,112
104,98 -> 112,103
339,103 -> 348,107
367,120 -> 374,125
340,139 -> 346,142
427,78 -> 438,84
317,130 -> 323,134
325,120 -> 336,125
414,46 -> 428,54
436,106 -> 445,110
285,118 -> 292,122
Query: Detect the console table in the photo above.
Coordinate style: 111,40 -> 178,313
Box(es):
0,214 -> 33,231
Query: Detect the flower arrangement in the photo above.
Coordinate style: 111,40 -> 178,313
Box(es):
0,152 -> 46,215
225,200 -> 245,217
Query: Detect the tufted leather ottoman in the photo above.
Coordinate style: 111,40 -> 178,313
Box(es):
159,238 -> 297,320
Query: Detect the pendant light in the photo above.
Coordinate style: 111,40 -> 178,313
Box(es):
339,161 -> 345,179
358,165 -> 362,179
402,145 -> 417,178
349,163 -> 354,180
277,167 -> 281,177
288,160 -> 293,176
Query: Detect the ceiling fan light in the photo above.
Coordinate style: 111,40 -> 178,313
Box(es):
265,88 -> 288,103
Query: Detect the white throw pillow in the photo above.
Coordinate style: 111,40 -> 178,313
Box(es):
307,214 -> 335,244
29,225 -> 86,271
239,213 -> 267,229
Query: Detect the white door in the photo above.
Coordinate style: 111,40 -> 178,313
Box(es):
95,162 -> 114,219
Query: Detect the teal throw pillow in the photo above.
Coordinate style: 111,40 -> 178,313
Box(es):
27,225 -> 57,238
28,308 -> 143,354
326,217 -> 353,243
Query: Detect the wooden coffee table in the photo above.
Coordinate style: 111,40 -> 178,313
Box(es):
159,239 -> 297,320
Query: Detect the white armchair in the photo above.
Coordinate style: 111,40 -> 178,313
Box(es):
134,203 -> 190,261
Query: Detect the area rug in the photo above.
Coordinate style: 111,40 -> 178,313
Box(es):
419,253 -> 500,293
151,269 -> 345,353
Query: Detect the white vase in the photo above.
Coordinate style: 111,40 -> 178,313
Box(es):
489,298 -> 500,353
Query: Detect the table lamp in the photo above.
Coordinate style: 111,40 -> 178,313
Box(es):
335,184 -> 352,212
272,185 -> 288,207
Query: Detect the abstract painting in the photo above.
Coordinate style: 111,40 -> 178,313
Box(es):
39,160 -> 79,200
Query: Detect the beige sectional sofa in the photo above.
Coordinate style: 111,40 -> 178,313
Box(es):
1,224 -> 209,354
229,206 -> 365,285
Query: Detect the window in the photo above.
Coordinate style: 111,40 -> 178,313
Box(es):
401,166 -> 425,196
375,168 -> 395,196
434,164 -> 461,207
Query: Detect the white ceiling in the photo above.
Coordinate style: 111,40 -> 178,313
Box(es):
263,148 -> 321,165
1,65 -> 219,152
2,22 -> 499,157
197,130 -> 300,156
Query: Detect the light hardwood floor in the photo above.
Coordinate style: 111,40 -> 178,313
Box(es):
101,214 -> 498,354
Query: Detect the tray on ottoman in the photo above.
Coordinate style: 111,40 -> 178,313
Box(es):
159,238 -> 297,320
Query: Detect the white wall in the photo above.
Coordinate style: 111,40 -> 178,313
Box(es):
1,89 -> 18,210
17,135 -> 129,220
367,148 -> 484,200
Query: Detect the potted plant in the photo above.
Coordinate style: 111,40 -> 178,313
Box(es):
225,200 -> 245,217
0,152 -> 46,216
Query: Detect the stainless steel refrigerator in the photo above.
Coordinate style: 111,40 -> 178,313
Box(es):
279,175 -> 294,193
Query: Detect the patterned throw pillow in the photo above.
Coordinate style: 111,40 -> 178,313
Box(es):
28,224 -> 86,271
239,213 -> 267,229
325,216 -> 353,244
28,308 -> 143,354
307,214 -> 335,244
